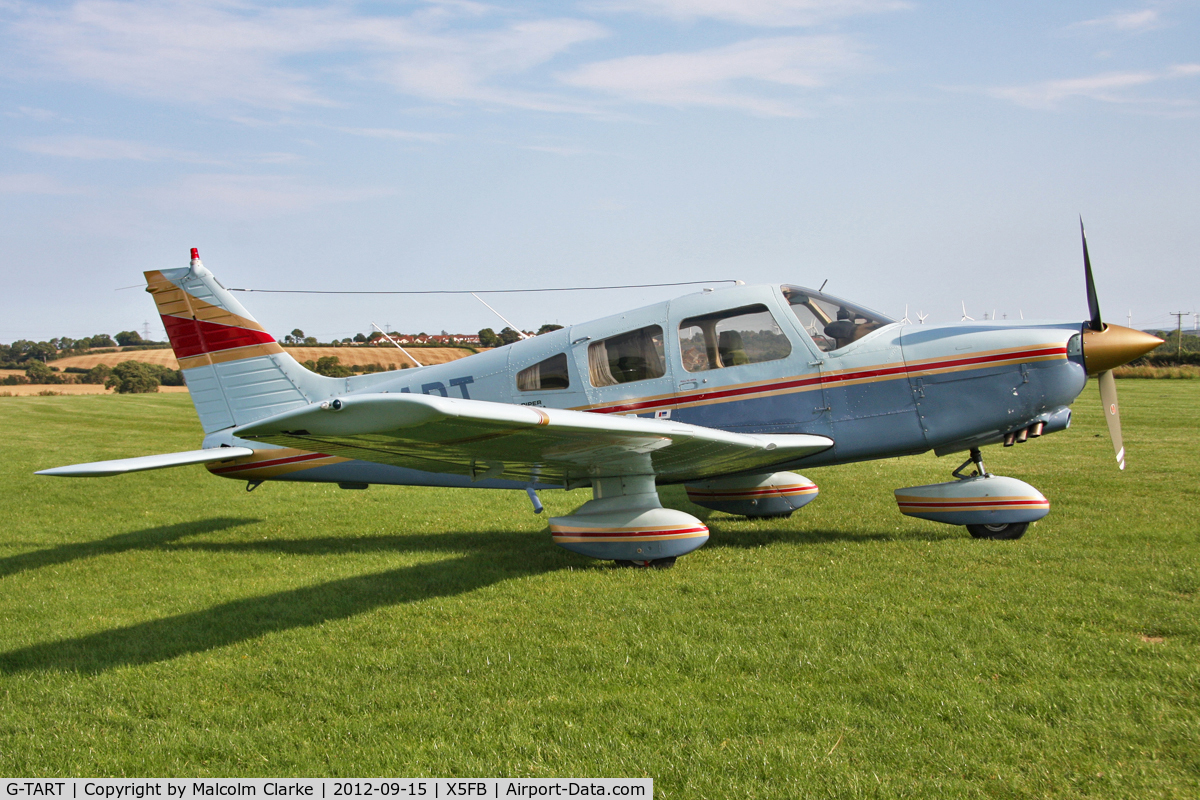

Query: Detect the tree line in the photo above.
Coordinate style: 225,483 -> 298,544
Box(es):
0,330 -> 166,367
2,361 -> 185,393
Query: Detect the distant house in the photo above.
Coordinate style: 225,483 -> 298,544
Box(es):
366,332 -> 481,346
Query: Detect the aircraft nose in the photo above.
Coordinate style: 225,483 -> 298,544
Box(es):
1082,324 -> 1164,375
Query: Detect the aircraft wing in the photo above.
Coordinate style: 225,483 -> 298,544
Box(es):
234,393 -> 833,486
37,447 -> 255,477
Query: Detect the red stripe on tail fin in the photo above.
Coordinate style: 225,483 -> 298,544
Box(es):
162,315 -> 278,359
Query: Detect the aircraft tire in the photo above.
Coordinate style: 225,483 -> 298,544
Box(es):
613,557 -> 677,569
966,522 -> 1029,540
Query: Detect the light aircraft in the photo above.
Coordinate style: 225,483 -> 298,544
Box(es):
40,226 -> 1162,567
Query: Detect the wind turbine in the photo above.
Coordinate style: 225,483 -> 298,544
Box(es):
916,311 -> 929,325
960,301 -> 974,322
901,305 -> 912,324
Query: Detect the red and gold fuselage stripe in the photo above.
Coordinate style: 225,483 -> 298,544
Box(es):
580,343 -> 1069,416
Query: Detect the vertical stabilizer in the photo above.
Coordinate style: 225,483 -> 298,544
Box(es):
145,250 -> 327,433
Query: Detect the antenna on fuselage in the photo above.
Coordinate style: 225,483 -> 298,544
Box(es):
370,322 -> 424,368
960,301 -> 974,322
818,279 -> 828,292
471,293 -> 530,340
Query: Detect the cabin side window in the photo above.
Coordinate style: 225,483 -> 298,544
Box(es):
587,325 -> 666,386
516,353 -> 570,391
678,304 -> 792,372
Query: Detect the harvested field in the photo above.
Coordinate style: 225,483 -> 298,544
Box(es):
0,384 -> 190,396
53,350 -> 181,369
283,346 -> 476,368
52,346 -> 477,372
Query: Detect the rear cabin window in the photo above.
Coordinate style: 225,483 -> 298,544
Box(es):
516,353 -> 570,391
678,304 -> 791,372
588,325 -> 666,386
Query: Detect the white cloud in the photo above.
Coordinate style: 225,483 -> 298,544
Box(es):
589,0 -> 909,27
142,174 -> 398,218
369,19 -> 607,112
521,144 -> 603,156
1075,8 -> 1161,32
16,135 -> 211,162
6,105 -> 67,121
560,36 -> 866,116
334,127 -> 449,144
987,63 -> 1200,109
5,1 -> 606,112
0,173 -> 88,194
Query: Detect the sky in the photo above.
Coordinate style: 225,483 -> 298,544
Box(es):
1,0 -> 1197,343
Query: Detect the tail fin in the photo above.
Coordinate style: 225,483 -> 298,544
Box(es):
146,249 -> 321,433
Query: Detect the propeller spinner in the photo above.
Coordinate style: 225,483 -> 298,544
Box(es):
1077,220 -> 1163,469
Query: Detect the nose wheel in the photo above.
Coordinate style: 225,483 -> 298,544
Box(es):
966,522 -> 1029,540
613,557 -> 678,569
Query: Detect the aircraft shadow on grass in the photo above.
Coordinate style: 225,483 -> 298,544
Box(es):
0,515 -> 901,675
0,517 -> 261,580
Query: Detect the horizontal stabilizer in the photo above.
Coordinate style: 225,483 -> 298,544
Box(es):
37,447 -> 255,478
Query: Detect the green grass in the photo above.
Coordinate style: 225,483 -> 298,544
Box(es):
0,384 -> 1196,797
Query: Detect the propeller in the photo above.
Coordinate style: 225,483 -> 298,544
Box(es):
1084,215 -> 1099,331
1077,219 -> 1163,470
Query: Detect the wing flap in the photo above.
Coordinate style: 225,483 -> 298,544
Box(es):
37,447 -> 255,477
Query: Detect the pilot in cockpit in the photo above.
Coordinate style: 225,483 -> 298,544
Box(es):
781,285 -> 892,353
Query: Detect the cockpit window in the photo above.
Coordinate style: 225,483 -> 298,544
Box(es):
679,304 -> 791,372
781,285 -> 894,353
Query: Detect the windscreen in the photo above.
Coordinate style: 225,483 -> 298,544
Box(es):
781,285 -> 894,352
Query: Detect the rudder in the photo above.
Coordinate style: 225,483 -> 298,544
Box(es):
145,249 -> 324,433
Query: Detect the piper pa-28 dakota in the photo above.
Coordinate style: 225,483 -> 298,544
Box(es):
40,227 -> 1162,567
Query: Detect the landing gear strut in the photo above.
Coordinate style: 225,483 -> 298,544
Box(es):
952,448 -> 989,480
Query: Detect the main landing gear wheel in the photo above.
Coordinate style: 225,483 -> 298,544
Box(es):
613,557 -> 678,569
967,522 -> 1029,540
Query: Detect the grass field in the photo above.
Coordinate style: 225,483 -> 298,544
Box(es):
0,383 -> 1196,797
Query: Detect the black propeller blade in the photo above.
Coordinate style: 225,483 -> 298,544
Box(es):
1081,217 -> 1103,331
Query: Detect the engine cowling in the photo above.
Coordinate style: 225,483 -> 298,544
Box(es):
685,472 -> 818,518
